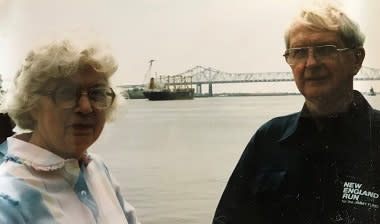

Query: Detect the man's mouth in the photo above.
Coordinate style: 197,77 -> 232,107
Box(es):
305,75 -> 328,81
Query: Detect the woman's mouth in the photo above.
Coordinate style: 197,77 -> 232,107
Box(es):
69,124 -> 93,135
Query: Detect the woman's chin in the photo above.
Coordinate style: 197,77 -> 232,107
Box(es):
63,138 -> 94,159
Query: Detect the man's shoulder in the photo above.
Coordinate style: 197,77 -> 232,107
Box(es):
260,112 -> 300,130
373,108 -> 380,119
254,112 -> 300,141
371,109 -> 380,130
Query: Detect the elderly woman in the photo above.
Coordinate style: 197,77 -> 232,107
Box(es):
0,40 -> 139,224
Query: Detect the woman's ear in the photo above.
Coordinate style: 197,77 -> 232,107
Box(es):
30,103 -> 40,121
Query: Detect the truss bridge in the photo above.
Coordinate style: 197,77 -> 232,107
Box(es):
122,66 -> 380,96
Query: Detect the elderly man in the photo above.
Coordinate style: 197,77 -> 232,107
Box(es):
213,3 -> 380,224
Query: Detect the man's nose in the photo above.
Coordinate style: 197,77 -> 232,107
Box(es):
74,93 -> 93,114
305,48 -> 318,67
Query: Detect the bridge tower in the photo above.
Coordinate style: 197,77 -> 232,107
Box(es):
208,83 -> 213,97
196,83 -> 202,95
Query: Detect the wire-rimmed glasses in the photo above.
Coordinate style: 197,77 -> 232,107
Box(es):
40,86 -> 115,110
283,45 -> 353,66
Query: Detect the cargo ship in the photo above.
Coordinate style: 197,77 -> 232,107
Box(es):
123,88 -> 146,99
143,76 -> 194,101
142,60 -> 194,101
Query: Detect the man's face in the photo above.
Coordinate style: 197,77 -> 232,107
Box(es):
31,71 -> 108,159
288,24 -> 360,101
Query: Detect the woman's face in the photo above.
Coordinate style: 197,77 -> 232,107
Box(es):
30,70 -> 108,159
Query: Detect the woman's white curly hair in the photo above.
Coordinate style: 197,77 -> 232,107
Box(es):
1,39 -> 119,130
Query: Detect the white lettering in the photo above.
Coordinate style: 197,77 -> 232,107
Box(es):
355,201 -> 365,205
342,193 -> 360,201
363,191 -> 369,197
344,182 -> 353,188
342,193 -> 350,199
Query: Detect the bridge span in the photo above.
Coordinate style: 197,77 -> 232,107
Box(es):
121,66 -> 380,96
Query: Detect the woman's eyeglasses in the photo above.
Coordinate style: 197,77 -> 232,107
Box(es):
40,86 -> 115,110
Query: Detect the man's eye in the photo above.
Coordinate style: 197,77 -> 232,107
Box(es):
289,48 -> 308,58
315,46 -> 336,56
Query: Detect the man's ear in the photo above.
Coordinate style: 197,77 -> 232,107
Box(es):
352,48 -> 365,76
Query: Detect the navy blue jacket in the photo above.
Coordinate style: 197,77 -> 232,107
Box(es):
214,91 -> 380,224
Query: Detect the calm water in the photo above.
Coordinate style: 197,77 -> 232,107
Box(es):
92,95 -> 380,224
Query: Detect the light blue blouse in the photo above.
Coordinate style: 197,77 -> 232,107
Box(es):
0,137 -> 139,224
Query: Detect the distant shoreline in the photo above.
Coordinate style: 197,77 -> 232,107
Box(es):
195,92 -> 301,97
125,89 -> 377,99
197,91 -> 377,97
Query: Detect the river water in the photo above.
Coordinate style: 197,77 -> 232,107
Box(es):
92,95 -> 380,224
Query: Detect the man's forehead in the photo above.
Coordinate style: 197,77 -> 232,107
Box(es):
288,24 -> 343,47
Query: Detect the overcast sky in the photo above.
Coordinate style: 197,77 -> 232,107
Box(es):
0,0 -> 379,87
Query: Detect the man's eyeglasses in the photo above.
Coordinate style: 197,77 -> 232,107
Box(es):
40,86 -> 116,110
283,45 -> 353,66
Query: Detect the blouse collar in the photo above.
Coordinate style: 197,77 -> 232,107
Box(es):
7,136 -> 83,171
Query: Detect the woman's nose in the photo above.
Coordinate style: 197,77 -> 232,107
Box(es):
74,92 -> 93,114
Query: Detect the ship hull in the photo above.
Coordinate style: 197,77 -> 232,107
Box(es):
143,89 -> 195,101
127,89 -> 146,99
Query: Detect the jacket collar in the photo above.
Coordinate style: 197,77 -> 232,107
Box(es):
278,90 -> 372,143
278,111 -> 302,142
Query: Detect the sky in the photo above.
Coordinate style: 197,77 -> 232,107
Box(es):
0,0 -> 379,90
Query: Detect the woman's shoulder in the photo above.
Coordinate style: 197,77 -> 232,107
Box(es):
0,162 -> 50,222
0,161 -> 43,198
87,153 -> 108,170
0,172 -> 55,224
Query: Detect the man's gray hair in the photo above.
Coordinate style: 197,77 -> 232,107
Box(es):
284,3 -> 365,49
1,39 -> 119,130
